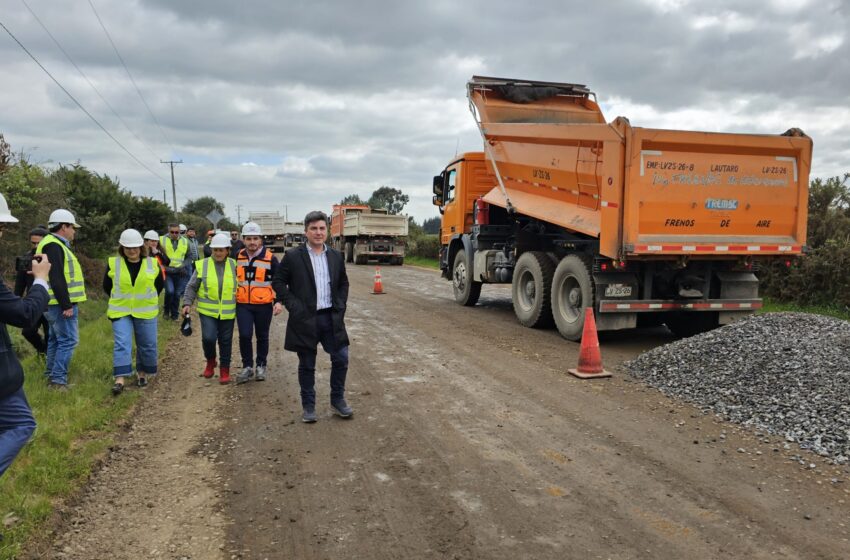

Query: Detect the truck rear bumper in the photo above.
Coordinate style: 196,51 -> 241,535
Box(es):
599,298 -> 762,312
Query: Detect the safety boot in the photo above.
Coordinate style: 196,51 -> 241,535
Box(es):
236,366 -> 254,384
255,365 -> 267,381
202,358 -> 217,379
219,366 -> 231,384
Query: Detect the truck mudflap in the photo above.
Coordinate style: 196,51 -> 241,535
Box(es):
598,299 -> 762,312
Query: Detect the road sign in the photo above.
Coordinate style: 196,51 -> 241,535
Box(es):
206,209 -> 224,228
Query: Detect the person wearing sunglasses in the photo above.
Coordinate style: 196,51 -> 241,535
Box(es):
159,223 -> 190,320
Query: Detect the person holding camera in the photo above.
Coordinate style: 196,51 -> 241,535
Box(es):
36,209 -> 87,390
103,229 -> 164,395
13,226 -> 50,354
0,193 -> 51,477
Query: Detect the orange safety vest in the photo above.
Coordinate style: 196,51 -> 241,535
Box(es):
153,254 -> 167,279
236,247 -> 274,304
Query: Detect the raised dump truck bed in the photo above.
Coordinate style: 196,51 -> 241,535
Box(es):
433,76 -> 812,339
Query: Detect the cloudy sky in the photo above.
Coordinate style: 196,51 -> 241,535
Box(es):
1,0 -> 848,224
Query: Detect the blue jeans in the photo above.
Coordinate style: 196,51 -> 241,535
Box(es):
111,316 -> 158,377
199,314 -> 234,367
297,312 -> 349,409
44,304 -> 79,386
0,387 -> 37,477
164,272 -> 188,318
236,304 -> 273,367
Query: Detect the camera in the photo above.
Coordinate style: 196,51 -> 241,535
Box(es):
15,255 -> 42,273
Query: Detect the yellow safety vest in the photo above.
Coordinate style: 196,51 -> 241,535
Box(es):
195,257 -> 237,320
107,256 -> 160,320
160,236 -> 189,267
35,234 -> 87,305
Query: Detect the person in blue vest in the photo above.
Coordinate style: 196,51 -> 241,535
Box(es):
160,223 -> 190,320
182,233 -> 238,384
103,229 -> 164,396
36,209 -> 87,390
0,192 -> 51,477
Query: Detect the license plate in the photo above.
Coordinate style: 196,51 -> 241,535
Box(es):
605,284 -> 632,297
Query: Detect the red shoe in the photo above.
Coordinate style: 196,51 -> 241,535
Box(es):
202,358 -> 217,379
219,366 -> 231,384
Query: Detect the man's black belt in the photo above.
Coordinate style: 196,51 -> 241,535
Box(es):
316,308 -> 332,315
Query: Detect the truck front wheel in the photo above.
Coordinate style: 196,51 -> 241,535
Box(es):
551,254 -> 594,340
511,251 -> 554,328
452,249 -> 481,306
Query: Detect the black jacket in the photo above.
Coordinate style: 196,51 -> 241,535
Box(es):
0,280 -> 49,398
272,244 -> 349,353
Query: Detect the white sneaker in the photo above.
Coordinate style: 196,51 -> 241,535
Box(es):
236,366 -> 254,384
255,365 -> 267,381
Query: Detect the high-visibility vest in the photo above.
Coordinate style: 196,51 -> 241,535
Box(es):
35,234 -> 87,305
159,236 -> 189,267
236,247 -> 274,305
106,256 -> 160,319
195,257 -> 237,320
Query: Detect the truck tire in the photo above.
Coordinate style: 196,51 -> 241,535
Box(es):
665,312 -> 719,338
452,249 -> 481,306
551,254 -> 594,340
511,251 -> 554,328
345,242 -> 353,263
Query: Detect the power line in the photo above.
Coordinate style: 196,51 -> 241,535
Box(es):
87,0 -> 174,155
21,0 -> 162,162
0,18 -> 167,182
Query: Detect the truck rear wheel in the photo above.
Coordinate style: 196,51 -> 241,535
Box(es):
511,251 -> 554,328
453,249 -> 481,306
345,242 -> 353,263
551,254 -> 594,340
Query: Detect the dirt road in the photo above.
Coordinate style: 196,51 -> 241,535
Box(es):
35,264 -> 850,559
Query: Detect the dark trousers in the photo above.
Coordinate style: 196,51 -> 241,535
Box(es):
21,314 -> 49,354
164,273 -> 188,319
0,387 -> 37,477
297,311 -> 349,409
236,304 -> 273,368
199,314 -> 234,367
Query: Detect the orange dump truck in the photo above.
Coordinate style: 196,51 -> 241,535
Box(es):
433,76 -> 812,339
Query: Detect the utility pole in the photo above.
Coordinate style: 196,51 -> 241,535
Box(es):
236,204 -> 243,225
160,160 -> 183,216
162,189 -> 166,204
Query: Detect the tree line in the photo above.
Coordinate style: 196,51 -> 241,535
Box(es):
0,134 -> 237,281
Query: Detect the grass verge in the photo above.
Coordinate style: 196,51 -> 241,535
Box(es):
0,297 -> 177,558
760,297 -> 850,322
404,256 -> 439,270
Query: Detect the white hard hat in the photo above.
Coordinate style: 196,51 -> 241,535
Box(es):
210,232 -> 231,248
48,209 -> 81,228
179,223 -> 187,233
143,230 -> 159,241
0,193 -> 19,223
242,221 -> 262,236
119,228 -> 144,248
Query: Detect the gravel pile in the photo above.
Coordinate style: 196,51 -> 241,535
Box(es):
625,312 -> 850,464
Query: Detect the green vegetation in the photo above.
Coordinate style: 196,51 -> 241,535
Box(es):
760,297 -> 850,322
760,174 -> 850,312
0,298 -> 177,558
404,256 -> 439,269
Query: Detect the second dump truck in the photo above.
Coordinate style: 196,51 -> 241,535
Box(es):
434,76 -> 812,339
330,205 -> 408,265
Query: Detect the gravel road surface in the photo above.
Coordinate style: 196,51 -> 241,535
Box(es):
31,264 -> 850,559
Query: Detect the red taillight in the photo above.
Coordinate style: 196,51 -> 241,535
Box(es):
600,262 -> 608,271
475,198 -> 489,225
785,260 -> 792,268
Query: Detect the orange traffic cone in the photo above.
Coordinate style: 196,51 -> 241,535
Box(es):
371,267 -> 385,295
568,308 -> 612,379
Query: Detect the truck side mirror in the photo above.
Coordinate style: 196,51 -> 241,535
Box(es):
432,194 -> 443,207
433,174 -> 444,196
